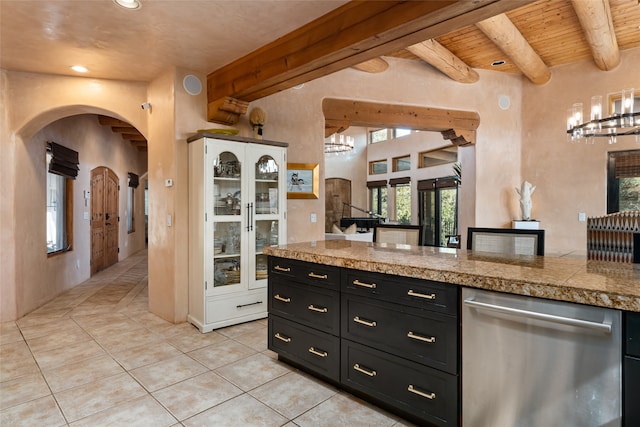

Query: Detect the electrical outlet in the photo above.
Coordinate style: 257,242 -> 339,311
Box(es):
310,213 -> 317,223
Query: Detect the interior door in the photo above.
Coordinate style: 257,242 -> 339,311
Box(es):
325,178 -> 351,232
91,167 -> 119,274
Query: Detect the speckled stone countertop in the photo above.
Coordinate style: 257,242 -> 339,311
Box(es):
263,240 -> 640,312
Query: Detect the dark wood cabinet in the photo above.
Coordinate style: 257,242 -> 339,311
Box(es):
624,311 -> 640,427
268,257 -> 460,427
268,257 -> 341,382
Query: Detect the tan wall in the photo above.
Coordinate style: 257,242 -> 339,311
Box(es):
1,71 -> 148,321
250,57 -> 523,245
522,47 -> 640,255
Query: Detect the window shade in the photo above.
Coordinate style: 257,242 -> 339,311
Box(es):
418,177 -> 459,190
47,141 -> 79,179
389,177 -> 410,187
613,151 -> 640,178
366,180 -> 387,188
128,172 -> 139,188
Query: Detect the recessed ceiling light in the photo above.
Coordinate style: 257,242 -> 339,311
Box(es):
113,0 -> 141,10
71,65 -> 88,73
491,60 -> 506,67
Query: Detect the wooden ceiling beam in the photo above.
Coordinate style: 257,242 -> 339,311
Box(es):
406,39 -> 479,84
206,0 -> 536,122
351,58 -> 389,74
570,0 -> 620,71
323,98 -> 479,144
476,13 -> 551,85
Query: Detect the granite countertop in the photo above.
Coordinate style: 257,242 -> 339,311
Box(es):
263,240 -> 640,312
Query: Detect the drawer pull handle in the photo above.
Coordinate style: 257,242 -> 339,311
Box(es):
274,333 -> 291,343
308,272 -> 328,279
308,347 -> 328,358
274,265 -> 291,272
407,289 -> 436,300
353,316 -> 377,327
353,279 -> 376,289
353,363 -> 376,377
408,384 -> 436,400
308,305 -> 328,313
274,294 -> 291,303
407,331 -> 436,343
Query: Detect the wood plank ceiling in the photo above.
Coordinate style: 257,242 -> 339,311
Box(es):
206,0 -> 640,129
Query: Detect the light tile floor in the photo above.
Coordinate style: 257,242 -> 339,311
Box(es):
0,250 -> 416,426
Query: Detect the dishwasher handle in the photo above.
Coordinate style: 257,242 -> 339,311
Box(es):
463,297 -> 612,334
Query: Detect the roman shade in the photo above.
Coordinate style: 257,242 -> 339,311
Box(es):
418,177 -> 459,190
128,172 -> 139,188
47,141 -> 79,179
366,180 -> 387,188
389,177 -> 410,187
612,151 -> 640,178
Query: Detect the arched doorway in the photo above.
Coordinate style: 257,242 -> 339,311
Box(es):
91,167 -> 119,275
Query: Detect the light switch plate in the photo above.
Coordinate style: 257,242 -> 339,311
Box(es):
310,213 -> 317,223
579,212 -> 586,222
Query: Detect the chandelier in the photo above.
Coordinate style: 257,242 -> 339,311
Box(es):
567,88 -> 640,144
325,134 -> 354,154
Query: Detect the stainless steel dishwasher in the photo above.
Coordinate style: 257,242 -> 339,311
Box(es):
462,287 -> 621,427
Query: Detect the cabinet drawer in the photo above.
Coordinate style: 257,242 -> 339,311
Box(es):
343,269 -> 458,315
269,279 -> 340,335
342,294 -> 458,374
341,339 -> 458,427
269,257 -> 340,288
268,315 -> 340,382
205,290 -> 267,324
626,311 -> 640,358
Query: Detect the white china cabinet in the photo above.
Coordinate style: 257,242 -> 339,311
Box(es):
188,134 -> 287,332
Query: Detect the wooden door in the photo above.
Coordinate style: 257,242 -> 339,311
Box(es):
325,178 -> 351,232
91,167 -> 119,275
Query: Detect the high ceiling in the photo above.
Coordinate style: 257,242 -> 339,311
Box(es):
2,0 -> 638,83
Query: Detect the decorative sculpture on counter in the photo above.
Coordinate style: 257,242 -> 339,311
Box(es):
516,180 -> 536,221
249,107 -> 266,139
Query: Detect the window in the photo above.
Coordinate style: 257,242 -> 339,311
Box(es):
394,184 -> 411,224
418,177 -> 459,247
392,155 -> 411,172
419,146 -> 458,168
127,172 -> 139,233
46,151 -> 72,253
369,159 -> 388,174
46,141 -> 78,254
370,129 -> 391,144
390,177 -> 411,224
367,180 -> 388,219
369,128 -> 414,144
607,150 -> 640,213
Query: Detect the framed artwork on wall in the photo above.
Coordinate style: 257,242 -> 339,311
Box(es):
286,163 -> 319,199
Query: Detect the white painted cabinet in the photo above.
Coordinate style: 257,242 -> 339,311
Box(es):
188,134 -> 287,332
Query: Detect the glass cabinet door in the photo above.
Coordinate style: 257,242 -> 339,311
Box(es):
211,149 -> 244,294
252,152 -> 284,287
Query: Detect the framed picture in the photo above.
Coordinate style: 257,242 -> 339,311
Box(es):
286,163 -> 319,199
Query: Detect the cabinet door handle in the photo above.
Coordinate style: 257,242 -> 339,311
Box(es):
274,333 -> 291,343
407,289 -> 436,300
308,272 -> 328,279
407,331 -> 436,343
353,363 -> 376,377
274,294 -> 291,303
408,384 -> 436,400
353,316 -> 377,327
274,265 -> 291,272
308,305 -> 328,313
308,347 -> 328,358
353,279 -> 376,289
